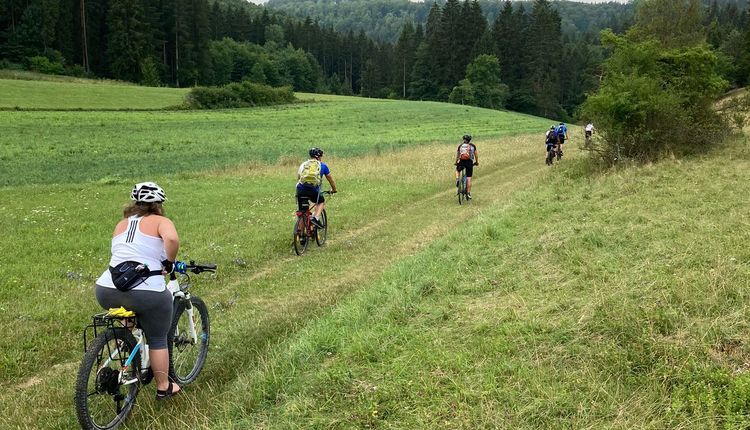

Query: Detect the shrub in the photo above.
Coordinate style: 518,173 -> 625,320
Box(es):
27,56 -> 65,75
140,57 -> 161,87
580,31 -> 729,165
185,80 -> 295,109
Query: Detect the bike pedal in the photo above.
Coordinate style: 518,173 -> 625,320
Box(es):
121,376 -> 139,386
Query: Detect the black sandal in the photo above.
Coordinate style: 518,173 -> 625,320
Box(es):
156,381 -> 182,401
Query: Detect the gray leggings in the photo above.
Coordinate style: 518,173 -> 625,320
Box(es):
95,285 -> 173,349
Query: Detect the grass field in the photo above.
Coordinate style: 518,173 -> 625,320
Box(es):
0,88 -> 549,186
0,78 -> 190,110
2,79 -> 750,429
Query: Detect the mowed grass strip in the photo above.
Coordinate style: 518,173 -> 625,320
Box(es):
199,139 -> 750,429
0,134 -> 549,429
0,95 -> 549,186
0,78 -> 189,110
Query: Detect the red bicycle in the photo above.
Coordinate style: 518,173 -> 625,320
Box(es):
293,190 -> 334,255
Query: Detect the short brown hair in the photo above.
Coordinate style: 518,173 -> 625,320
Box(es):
123,202 -> 164,218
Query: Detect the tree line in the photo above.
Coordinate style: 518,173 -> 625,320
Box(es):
266,0 -> 635,44
1,0 -> 749,121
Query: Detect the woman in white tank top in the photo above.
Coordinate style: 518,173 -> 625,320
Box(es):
95,182 -> 183,400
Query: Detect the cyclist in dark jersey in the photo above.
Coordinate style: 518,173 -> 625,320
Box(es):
455,134 -> 479,199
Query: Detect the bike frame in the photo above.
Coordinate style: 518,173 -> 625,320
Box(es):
295,205 -> 318,237
295,190 -> 332,235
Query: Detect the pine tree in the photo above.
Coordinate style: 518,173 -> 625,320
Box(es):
394,21 -> 415,98
409,40 -> 438,100
107,0 -> 150,81
525,0 -> 563,117
436,0 -> 463,91
462,1 -> 487,63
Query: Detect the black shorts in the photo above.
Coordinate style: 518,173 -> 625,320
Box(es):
296,184 -> 324,212
585,130 -> 592,138
456,159 -> 474,178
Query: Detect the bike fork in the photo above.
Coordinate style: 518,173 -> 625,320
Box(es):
173,298 -> 198,345
186,304 -> 198,344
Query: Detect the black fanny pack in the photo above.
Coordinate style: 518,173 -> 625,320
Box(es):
109,261 -> 163,292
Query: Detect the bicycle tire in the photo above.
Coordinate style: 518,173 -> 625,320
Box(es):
458,174 -> 465,205
546,149 -> 554,165
292,216 -> 308,255
315,209 -> 328,246
74,328 -> 139,430
169,296 -> 210,385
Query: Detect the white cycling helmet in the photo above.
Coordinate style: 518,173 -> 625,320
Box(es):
131,182 -> 167,203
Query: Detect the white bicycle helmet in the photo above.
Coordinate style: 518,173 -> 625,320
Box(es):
130,182 -> 167,203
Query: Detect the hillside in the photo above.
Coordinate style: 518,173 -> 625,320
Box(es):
265,0 -> 635,43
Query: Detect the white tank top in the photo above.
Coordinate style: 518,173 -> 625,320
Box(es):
96,216 -> 167,292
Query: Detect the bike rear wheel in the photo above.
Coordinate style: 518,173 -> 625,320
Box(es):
458,174 -> 465,205
74,328 -> 139,430
292,216 -> 309,255
315,209 -> 328,246
169,296 -> 210,385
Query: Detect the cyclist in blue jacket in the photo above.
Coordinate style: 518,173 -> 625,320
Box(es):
556,122 -> 568,158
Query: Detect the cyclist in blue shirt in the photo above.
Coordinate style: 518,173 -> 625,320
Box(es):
556,122 -> 568,157
296,147 -> 337,228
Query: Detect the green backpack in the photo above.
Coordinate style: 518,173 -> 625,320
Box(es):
299,159 -> 322,185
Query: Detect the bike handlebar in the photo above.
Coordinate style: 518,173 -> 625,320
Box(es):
167,261 -> 216,281
183,261 -> 217,274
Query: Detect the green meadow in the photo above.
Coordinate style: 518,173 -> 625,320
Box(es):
0,78 -> 190,110
0,88 -> 548,186
1,79 -> 749,429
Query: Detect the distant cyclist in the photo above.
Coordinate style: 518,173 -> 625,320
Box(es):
556,122 -> 568,158
585,122 -> 594,139
297,147 -> 337,228
545,125 -> 558,165
455,134 -> 479,199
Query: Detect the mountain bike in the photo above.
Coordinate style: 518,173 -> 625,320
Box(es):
293,190 -> 334,256
74,261 -> 216,430
545,144 -> 556,166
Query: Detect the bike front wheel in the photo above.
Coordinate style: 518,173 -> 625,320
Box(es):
315,209 -> 328,246
169,296 -> 210,385
74,328 -> 139,430
293,216 -> 309,255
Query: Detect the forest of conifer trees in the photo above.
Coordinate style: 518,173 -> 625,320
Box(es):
1,0 -> 749,119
